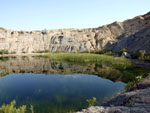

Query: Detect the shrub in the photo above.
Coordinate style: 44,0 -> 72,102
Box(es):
145,56 -> 150,62
125,81 -> 136,91
138,50 -> 146,60
125,74 -> 149,91
0,100 -> 26,113
0,50 -> 9,54
105,51 -> 113,55
86,97 -> 97,107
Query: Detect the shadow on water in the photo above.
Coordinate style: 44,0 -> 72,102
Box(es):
0,56 -> 149,113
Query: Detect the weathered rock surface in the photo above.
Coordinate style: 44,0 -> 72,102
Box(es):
0,12 -> 150,53
77,76 -> 150,113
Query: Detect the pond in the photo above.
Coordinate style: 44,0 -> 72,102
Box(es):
0,56 -> 149,113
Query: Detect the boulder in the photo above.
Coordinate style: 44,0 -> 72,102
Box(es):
121,52 -> 131,58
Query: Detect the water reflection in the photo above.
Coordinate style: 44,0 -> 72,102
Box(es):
0,56 -> 139,82
0,56 -> 148,113
0,73 -> 124,113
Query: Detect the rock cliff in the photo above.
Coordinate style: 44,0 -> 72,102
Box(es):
0,12 -> 150,54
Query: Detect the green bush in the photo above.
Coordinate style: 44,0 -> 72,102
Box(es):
0,100 -> 26,113
105,51 -> 113,55
125,81 -> 136,91
125,74 -> 149,91
0,50 -> 9,54
86,97 -> 97,107
145,55 -> 150,61
138,50 -> 146,60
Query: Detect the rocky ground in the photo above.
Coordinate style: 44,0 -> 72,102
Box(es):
77,76 -> 150,113
132,59 -> 150,69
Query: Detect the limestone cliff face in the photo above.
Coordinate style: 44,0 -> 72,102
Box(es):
0,12 -> 150,53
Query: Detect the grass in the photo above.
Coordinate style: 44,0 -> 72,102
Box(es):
44,53 -> 131,66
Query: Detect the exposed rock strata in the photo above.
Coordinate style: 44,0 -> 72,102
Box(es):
0,12 -> 150,53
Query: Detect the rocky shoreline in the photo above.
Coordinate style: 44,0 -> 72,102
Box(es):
77,76 -> 150,113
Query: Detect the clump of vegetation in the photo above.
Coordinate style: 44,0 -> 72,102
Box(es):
36,50 -> 50,53
0,100 -> 26,113
86,97 -> 97,106
135,50 -> 150,62
125,73 -> 149,91
30,105 -> 34,113
145,55 -> 150,62
125,81 -> 136,91
138,50 -> 146,60
105,51 -> 113,55
0,50 -> 9,54
0,57 -> 9,62
44,53 -> 131,66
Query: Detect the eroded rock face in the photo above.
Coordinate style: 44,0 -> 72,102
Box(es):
0,12 -> 150,53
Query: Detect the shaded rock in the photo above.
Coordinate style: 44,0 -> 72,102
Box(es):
121,52 -> 131,58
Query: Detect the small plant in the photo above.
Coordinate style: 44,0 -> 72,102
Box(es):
30,105 -> 34,113
0,100 -> 26,113
145,55 -> 150,62
138,50 -> 146,60
0,50 -> 9,54
86,97 -> 97,106
125,81 -> 136,91
128,99 -> 135,106
125,74 -> 147,91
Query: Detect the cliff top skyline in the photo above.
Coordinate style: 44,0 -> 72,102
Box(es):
0,0 -> 150,30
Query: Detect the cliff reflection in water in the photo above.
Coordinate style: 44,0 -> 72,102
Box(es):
0,56 -> 139,83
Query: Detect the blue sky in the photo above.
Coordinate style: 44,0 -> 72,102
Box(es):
0,0 -> 150,30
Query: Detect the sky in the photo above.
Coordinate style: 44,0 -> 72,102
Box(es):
0,0 -> 150,30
